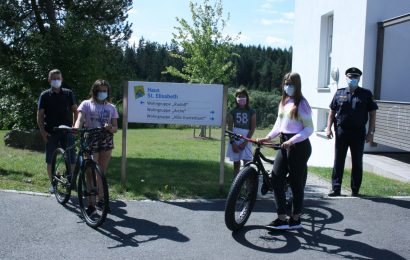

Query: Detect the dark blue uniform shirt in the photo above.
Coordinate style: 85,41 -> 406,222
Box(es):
329,87 -> 378,129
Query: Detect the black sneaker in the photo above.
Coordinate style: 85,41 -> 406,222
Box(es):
86,205 -> 97,216
351,191 -> 360,197
266,218 -> 289,230
288,217 -> 302,229
328,190 -> 341,197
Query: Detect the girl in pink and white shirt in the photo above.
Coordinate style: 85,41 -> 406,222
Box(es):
75,79 -> 119,174
74,79 -> 118,213
258,72 -> 313,230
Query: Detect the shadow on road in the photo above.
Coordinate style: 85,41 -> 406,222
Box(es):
63,199 -> 189,248
362,197 -> 410,210
231,201 -> 405,259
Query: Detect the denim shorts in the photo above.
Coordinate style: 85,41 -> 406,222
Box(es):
45,132 -> 76,164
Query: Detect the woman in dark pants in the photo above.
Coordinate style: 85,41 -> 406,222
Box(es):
258,72 -> 313,230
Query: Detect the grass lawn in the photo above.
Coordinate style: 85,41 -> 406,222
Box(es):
1,128 -> 409,199
310,166 -> 410,197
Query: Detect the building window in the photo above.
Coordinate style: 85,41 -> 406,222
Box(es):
315,108 -> 331,138
318,13 -> 334,89
317,108 -> 329,132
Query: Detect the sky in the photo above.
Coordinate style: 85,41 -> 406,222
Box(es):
127,0 -> 295,49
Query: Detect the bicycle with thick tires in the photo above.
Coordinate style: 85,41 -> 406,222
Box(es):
50,125 -> 109,228
224,129 -> 285,231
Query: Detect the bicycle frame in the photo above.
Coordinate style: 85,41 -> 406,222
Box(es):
54,127 -> 103,190
226,129 -> 280,191
51,126 -> 110,228
224,130 -> 281,230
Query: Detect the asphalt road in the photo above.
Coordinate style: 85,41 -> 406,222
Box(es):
0,190 -> 409,260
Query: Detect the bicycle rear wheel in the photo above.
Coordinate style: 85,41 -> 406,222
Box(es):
51,148 -> 71,204
225,166 -> 259,231
77,162 -> 109,228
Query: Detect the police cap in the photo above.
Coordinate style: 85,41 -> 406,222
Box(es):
345,67 -> 362,76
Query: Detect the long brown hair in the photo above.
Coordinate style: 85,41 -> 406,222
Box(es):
280,72 -> 303,119
89,79 -> 111,102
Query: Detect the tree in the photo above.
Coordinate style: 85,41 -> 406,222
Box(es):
0,0 -> 132,129
163,0 -> 239,137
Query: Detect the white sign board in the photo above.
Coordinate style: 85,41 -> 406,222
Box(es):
127,81 -> 224,126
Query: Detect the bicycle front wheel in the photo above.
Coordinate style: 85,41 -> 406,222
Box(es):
77,162 -> 109,228
51,148 -> 71,204
225,166 -> 259,231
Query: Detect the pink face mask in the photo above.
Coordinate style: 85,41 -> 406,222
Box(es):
236,97 -> 247,106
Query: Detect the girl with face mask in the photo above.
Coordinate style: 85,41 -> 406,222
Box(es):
257,72 -> 313,230
226,88 -> 257,177
74,79 -> 119,214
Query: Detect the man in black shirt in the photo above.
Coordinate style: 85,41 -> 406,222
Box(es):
325,67 -> 378,197
37,69 -> 78,193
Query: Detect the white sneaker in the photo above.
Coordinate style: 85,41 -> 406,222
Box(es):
49,185 -> 55,194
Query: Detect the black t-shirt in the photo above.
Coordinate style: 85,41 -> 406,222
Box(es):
38,88 -> 77,132
329,87 -> 378,129
229,107 -> 256,130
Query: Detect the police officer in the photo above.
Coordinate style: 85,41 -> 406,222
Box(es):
325,67 -> 378,197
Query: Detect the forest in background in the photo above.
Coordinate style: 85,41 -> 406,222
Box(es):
0,0 -> 291,130
125,38 -> 292,92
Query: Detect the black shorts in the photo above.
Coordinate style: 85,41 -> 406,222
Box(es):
45,132 -> 76,164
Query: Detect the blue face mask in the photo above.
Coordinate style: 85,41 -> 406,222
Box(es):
50,80 -> 62,88
284,84 -> 295,97
97,92 -> 108,101
347,78 -> 360,88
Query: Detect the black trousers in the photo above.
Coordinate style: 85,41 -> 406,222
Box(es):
271,134 -> 311,215
331,126 -> 366,193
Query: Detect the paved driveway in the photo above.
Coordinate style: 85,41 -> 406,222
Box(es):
1,190 -> 409,260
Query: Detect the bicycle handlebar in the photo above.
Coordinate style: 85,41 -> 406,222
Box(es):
53,125 -> 106,134
225,130 -> 281,150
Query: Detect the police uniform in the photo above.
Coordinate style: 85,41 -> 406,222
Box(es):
329,67 -> 378,195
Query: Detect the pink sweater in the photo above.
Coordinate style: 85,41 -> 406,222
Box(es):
267,97 -> 314,144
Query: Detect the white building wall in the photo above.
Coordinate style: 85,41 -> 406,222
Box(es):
293,0 -> 410,166
293,0 -> 367,110
364,0 -> 410,102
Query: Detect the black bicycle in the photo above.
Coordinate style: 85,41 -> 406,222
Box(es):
50,125 -> 109,228
224,130 -> 286,231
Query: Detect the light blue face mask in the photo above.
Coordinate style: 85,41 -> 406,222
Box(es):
97,92 -> 108,101
284,84 -> 295,97
50,80 -> 62,88
347,78 -> 360,88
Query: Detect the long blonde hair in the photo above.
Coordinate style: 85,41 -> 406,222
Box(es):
280,72 -> 303,119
